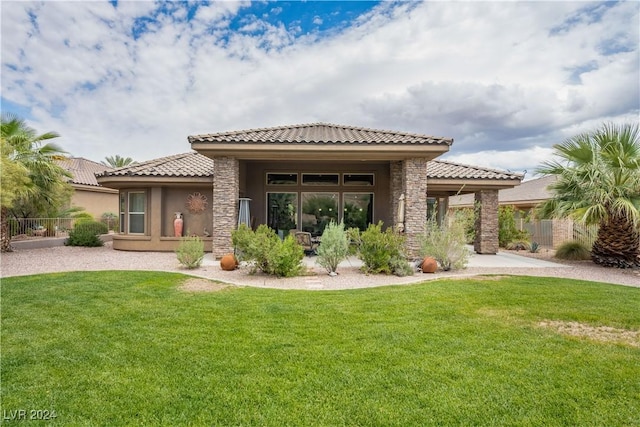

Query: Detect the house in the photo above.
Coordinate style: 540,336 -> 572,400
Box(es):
96,123 -> 523,257
58,157 -> 118,219
448,175 -> 557,214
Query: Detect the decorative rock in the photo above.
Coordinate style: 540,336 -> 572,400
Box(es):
220,254 -> 238,271
421,256 -> 438,273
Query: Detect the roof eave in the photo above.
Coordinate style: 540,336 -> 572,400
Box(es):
96,176 -> 213,189
191,143 -> 450,161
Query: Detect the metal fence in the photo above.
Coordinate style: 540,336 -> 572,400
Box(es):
517,219 -> 598,249
8,217 -> 118,239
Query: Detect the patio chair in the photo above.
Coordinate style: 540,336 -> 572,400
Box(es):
295,231 -> 319,256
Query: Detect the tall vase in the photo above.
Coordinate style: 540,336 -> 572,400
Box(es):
174,212 -> 183,237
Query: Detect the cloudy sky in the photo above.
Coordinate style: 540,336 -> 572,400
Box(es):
2,1 -> 638,177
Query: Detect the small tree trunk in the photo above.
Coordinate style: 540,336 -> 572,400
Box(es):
1,206 -> 13,252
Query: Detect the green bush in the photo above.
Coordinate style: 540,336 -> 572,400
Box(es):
555,240 -> 591,261
316,221 -> 350,275
349,222 -> 409,276
420,216 -> 469,271
456,207 -> 476,244
498,205 -> 529,248
232,225 -> 304,277
269,235 -> 304,277
100,212 -> 119,231
65,220 -> 106,247
176,236 -> 205,269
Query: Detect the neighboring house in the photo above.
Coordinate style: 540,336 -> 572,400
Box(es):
58,157 -> 118,219
97,123 -> 523,257
448,175 -> 556,214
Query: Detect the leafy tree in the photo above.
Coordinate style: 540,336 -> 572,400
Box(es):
537,122 -> 640,268
102,155 -> 134,168
1,113 -> 70,251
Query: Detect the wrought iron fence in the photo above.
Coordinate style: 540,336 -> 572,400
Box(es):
8,217 -> 119,240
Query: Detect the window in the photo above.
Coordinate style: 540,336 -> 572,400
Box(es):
343,174 -> 374,186
301,192 -> 338,236
128,192 -> 146,234
267,193 -> 298,233
302,173 -> 339,186
267,173 -> 297,185
343,193 -> 373,231
119,193 -> 125,233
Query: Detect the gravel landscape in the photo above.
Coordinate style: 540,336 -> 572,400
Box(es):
1,242 -> 638,289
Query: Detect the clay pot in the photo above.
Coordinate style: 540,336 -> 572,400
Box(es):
220,254 -> 238,271
174,212 -> 184,237
421,256 -> 438,273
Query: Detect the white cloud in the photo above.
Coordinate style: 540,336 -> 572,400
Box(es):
1,0 -> 637,169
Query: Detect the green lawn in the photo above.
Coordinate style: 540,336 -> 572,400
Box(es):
1,272 -> 639,426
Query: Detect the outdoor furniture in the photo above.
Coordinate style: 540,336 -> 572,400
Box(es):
294,231 -> 319,256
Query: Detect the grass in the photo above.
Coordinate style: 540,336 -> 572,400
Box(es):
1,271 -> 639,426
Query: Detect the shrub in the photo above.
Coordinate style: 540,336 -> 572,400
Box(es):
349,222 -> 409,275
100,212 -> 119,231
420,216 -> 469,271
455,207 -> 476,244
506,240 -> 531,251
529,242 -> 540,253
232,224 -> 304,277
65,220 -> 106,247
176,236 -> 205,269
316,221 -> 350,275
269,235 -> 304,277
498,205 -> 529,248
555,240 -> 591,261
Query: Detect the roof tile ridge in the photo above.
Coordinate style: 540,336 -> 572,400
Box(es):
434,159 -> 523,178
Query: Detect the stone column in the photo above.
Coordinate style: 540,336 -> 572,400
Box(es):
212,157 -> 239,259
474,190 -> 499,254
389,161 -> 403,228
402,158 -> 428,257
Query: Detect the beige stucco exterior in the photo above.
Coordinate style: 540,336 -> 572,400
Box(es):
69,184 -> 118,219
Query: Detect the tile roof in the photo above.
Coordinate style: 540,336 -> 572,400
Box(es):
449,175 -> 556,206
58,157 -> 113,187
97,152 -> 214,178
188,123 -> 454,146
428,160 -> 523,181
99,153 -> 520,183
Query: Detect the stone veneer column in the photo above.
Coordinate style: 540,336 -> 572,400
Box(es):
402,158 -> 428,257
212,157 -> 239,259
389,161 -> 403,227
474,190 -> 499,254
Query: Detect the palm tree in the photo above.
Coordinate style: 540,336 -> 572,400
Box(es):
102,155 -> 134,168
1,113 -> 70,252
537,122 -> 640,268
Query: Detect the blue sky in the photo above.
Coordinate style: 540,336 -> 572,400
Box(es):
1,1 -> 638,176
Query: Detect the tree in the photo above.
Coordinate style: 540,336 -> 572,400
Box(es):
537,122 -> 640,268
1,113 -> 70,251
102,155 -> 134,168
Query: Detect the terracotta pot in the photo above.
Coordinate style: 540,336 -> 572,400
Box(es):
421,256 -> 438,273
174,212 -> 184,237
220,254 -> 238,271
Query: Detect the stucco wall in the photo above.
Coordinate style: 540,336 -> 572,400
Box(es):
70,188 -> 118,219
161,187 -> 214,237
